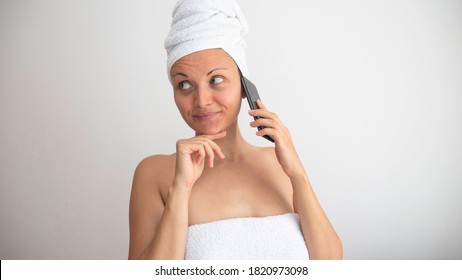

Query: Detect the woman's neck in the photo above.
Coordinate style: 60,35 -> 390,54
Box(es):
213,123 -> 251,162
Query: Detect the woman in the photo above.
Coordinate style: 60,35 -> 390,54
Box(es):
128,0 -> 342,260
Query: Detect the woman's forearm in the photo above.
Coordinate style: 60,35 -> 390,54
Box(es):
291,173 -> 343,259
137,185 -> 190,260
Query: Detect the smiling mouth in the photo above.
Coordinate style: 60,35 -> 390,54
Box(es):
193,111 -> 220,121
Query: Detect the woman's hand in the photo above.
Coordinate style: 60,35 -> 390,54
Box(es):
251,101 -> 343,259
249,100 -> 305,179
173,131 -> 226,190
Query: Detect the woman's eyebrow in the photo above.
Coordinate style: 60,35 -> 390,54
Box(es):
173,72 -> 188,78
207,68 -> 228,75
173,68 -> 228,78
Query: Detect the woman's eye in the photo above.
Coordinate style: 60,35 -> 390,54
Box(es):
179,81 -> 191,90
210,76 -> 224,85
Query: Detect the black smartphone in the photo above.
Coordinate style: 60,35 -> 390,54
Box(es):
240,73 -> 275,143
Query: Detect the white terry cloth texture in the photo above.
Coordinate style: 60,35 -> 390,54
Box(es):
164,0 -> 249,83
185,213 -> 309,260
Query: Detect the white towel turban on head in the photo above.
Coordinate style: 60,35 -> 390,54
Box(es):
164,0 -> 249,83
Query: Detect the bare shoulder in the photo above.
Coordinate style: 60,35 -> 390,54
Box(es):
251,145 -> 291,181
247,145 -> 287,174
254,146 -> 278,161
134,154 -> 175,178
261,146 -> 277,156
132,154 -> 176,198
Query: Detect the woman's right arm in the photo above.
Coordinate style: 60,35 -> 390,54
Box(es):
128,156 -> 191,259
128,132 -> 226,260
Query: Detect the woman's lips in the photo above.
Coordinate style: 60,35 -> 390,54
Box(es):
193,111 -> 220,121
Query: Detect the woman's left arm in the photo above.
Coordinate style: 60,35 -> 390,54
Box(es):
249,100 -> 343,260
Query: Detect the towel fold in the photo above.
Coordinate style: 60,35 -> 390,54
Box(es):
164,0 -> 249,82
185,213 -> 309,260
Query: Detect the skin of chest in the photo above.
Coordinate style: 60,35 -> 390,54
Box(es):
186,154 -> 294,225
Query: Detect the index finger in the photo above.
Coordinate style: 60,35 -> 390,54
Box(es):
256,99 -> 269,110
197,132 -> 226,159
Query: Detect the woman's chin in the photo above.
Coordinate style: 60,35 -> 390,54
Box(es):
192,124 -> 226,135
195,129 -> 223,136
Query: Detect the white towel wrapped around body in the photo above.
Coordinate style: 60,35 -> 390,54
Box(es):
185,213 -> 309,260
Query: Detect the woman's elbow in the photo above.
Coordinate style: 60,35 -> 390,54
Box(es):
330,237 -> 343,259
309,238 -> 343,260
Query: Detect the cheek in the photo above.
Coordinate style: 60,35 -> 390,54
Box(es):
174,95 -> 190,115
217,86 -> 241,105
216,93 -> 233,105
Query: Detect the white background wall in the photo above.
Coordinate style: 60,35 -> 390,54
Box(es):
1,0 -> 461,259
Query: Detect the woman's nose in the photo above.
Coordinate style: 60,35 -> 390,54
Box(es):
194,86 -> 213,108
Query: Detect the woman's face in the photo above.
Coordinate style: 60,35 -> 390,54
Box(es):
170,48 -> 242,136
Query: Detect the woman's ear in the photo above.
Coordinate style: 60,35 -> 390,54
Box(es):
237,67 -> 246,99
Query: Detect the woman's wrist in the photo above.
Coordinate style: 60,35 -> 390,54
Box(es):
288,171 -> 311,190
165,184 -> 191,212
172,177 -> 194,194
